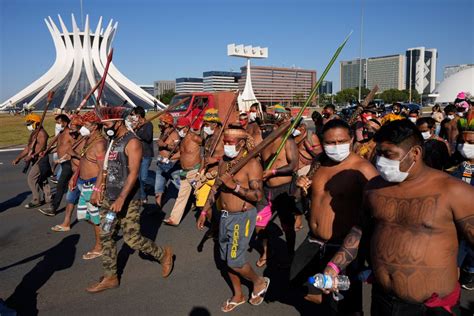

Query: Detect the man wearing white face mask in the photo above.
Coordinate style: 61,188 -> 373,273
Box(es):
246,103 -> 263,146
38,114 -> 74,216
163,116 -> 202,226
290,119 -> 378,312
324,120 -> 474,315
416,117 -> 451,162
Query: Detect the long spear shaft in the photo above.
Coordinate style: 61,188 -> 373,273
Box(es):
265,31 -> 353,170
95,48 -> 114,109
209,92 -> 238,157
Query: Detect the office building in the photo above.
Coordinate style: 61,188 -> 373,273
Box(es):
444,64 -> 474,79
238,66 -> 317,106
203,71 -> 241,92
139,85 -> 154,96
318,81 -> 333,95
406,47 -> 438,94
366,54 -> 405,92
154,80 -> 176,97
175,77 -> 203,94
340,59 -> 366,90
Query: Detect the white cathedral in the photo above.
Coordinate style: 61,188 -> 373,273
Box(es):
0,14 -> 165,110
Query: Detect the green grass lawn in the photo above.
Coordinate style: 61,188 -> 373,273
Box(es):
0,112 -> 162,148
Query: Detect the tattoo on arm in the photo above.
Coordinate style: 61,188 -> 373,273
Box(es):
237,179 -> 263,202
456,215 -> 474,245
331,226 -> 363,271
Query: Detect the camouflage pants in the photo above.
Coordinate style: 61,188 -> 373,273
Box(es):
100,199 -> 164,276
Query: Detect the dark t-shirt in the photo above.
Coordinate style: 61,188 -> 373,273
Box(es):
135,122 -> 154,158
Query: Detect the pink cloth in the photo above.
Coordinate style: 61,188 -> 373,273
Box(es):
424,282 -> 461,314
256,201 -> 272,228
457,91 -> 466,99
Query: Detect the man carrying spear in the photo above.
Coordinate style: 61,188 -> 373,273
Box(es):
197,124 -> 270,312
87,107 -> 174,293
12,114 -> 52,208
37,114 -> 74,216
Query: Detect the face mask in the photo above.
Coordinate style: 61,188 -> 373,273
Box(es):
375,150 -> 415,183
203,126 -> 214,136
178,129 -> 187,138
292,129 -> 302,137
393,110 -> 400,115
447,115 -> 455,120
458,143 -> 474,159
104,122 -> 118,138
324,143 -> 351,162
55,123 -> 64,134
79,126 -> 91,137
249,112 -> 257,122
421,131 -> 431,140
457,112 -> 464,117
224,144 -> 240,158
27,124 -> 34,132
408,117 -> 417,123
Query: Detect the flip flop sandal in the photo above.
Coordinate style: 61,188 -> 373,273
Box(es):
221,299 -> 246,313
294,225 -> 304,232
51,225 -> 70,232
82,251 -> 103,260
249,277 -> 270,306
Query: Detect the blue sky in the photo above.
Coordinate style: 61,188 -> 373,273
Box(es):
1,0 -> 473,101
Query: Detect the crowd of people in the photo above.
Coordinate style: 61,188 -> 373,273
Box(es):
10,90 -> 473,315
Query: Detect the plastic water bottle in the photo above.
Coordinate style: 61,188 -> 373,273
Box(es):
308,273 -> 350,291
101,211 -> 116,233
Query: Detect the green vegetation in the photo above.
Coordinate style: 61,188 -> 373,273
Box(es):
158,89 -> 177,105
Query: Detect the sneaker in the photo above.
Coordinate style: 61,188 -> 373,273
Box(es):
25,201 -> 43,209
38,206 -> 56,217
460,269 -> 474,290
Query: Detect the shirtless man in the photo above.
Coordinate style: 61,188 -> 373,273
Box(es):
324,119 -> 474,315
258,112 -> 299,267
154,113 -> 180,208
194,108 -> 224,209
197,125 -> 270,312
246,103 -> 263,145
69,111 -> 107,260
322,104 -> 340,125
38,114 -> 74,216
353,118 -> 381,163
12,114 -> 52,208
447,93 -> 472,150
163,116 -> 202,226
291,119 -> 378,315
51,115 -> 86,232
87,107 -> 173,293
293,121 -> 322,230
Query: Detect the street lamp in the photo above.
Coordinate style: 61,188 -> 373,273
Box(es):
228,43 -> 268,112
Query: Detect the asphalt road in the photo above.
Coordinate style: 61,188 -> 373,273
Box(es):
0,149 -> 473,316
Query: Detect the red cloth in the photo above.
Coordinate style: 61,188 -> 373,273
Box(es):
424,282 -> 460,314
177,116 -> 190,128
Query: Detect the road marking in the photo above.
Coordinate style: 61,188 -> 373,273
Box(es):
0,148 -> 24,152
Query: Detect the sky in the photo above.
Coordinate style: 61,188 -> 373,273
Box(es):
0,0 -> 473,101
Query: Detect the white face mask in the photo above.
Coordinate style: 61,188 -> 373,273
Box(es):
249,112 -> 257,122
224,144 -> 240,158
203,126 -> 214,136
27,124 -> 34,132
178,129 -> 187,138
447,115 -> 455,120
324,143 -> 351,162
375,150 -> 415,183
421,131 -> 431,140
55,123 -> 64,134
408,117 -> 417,123
79,126 -> 91,137
458,143 -> 474,160
457,112 -> 465,117
292,129 -> 302,137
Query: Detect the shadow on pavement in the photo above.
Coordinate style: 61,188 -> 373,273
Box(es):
116,203 -> 165,279
0,191 -> 30,213
189,306 -> 211,316
3,234 -> 80,315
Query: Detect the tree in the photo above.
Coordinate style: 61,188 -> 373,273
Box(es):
378,89 -> 421,104
158,89 -> 177,105
317,93 -> 333,106
334,87 -> 370,105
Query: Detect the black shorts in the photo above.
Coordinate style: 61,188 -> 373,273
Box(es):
371,284 -> 460,316
264,182 -> 297,226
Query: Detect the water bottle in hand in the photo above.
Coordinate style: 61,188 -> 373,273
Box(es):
101,211 -> 116,234
308,273 -> 350,291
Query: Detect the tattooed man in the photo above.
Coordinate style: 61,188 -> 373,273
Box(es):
325,120 -> 474,316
